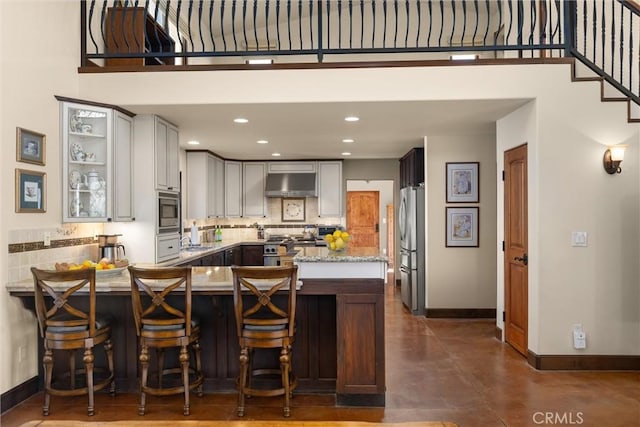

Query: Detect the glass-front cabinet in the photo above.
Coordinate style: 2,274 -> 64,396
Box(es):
60,100 -> 134,222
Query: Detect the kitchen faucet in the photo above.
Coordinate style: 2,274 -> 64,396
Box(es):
180,236 -> 192,248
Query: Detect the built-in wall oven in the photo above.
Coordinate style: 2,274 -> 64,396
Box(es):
157,191 -> 180,234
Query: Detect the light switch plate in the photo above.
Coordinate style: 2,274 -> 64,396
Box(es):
571,231 -> 588,247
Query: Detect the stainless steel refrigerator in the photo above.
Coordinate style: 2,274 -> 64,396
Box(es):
399,186 -> 425,315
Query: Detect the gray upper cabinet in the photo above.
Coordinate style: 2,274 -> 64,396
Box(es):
317,161 -> 343,217
135,114 -> 180,192
242,162 -> 267,218
61,101 -> 134,223
225,160 -> 242,217
186,151 -> 225,219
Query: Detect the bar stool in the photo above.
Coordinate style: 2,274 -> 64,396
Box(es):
31,267 -> 115,416
231,265 -> 299,417
128,266 -> 204,416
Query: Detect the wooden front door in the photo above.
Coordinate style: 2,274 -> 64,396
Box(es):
346,191 -> 380,248
504,144 -> 528,356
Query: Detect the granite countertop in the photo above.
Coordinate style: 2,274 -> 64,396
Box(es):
294,246 -> 388,263
7,265 -> 301,294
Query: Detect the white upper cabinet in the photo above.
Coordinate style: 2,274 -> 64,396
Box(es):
61,100 -> 134,223
225,160 -> 243,217
243,162 -> 267,218
135,114 -> 180,192
186,151 -> 225,219
267,161 -> 317,173
317,161 -> 343,217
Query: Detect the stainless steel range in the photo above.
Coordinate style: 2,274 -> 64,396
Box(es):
263,236 -> 294,266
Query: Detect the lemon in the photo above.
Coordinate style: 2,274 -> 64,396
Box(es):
341,232 -> 350,242
324,234 -> 334,242
333,230 -> 342,238
334,237 -> 345,250
95,264 -> 104,270
329,241 -> 337,250
82,260 -> 93,268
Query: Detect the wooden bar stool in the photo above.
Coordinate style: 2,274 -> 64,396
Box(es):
31,267 -> 115,416
128,266 -> 204,416
231,265 -> 299,417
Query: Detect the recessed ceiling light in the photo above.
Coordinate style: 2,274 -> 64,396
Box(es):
344,116 -> 359,122
187,140 -> 200,145
342,152 -> 352,156
342,138 -> 354,143
257,140 -> 269,144
233,118 -> 249,123
272,152 -> 281,157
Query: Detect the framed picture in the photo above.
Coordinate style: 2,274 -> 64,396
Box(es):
446,162 -> 479,203
446,207 -> 478,247
281,198 -> 305,222
16,127 -> 46,166
16,169 -> 46,213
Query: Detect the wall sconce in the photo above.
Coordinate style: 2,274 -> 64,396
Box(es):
603,145 -> 627,174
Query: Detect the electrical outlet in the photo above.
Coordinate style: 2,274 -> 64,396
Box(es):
573,324 -> 586,349
43,232 -> 51,247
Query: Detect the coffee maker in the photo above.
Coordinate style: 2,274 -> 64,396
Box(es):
97,234 -> 126,263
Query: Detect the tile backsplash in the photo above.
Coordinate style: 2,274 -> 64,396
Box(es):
8,223 -> 102,283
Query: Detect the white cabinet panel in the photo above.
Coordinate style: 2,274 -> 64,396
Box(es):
243,162 -> 267,218
318,161 -> 343,217
186,151 -> 224,219
225,160 -> 242,217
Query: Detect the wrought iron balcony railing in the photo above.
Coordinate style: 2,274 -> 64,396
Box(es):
81,1 -> 639,105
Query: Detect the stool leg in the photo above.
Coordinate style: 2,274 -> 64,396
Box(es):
237,347 -> 249,417
42,348 -> 53,416
179,346 -> 190,416
157,349 -> 165,389
69,349 -> 76,390
104,338 -> 116,396
83,347 -> 95,416
192,340 -> 203,397
280,347 -> 291,417
138,345 -> 149,416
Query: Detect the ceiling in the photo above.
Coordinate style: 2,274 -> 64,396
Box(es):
126,98 -> 530,161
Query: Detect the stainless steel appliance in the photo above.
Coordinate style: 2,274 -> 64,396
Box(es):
263,236 -> 295,266
399,186 -> 425,315
157,191 -> 180,233
97,234 -> 126,262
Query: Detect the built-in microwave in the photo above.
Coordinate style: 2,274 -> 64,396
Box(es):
157,191 -> 180,233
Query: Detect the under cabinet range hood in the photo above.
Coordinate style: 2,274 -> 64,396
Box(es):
265,173 -> 317,197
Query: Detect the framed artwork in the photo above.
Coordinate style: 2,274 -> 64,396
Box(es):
16,169 -> 46,213
16,127 -> 46,166
446,207 -> 478,247
281,198 -> 305,222
446,162 -> 479,203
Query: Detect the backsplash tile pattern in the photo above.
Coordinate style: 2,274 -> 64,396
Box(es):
7,223 -> 102,283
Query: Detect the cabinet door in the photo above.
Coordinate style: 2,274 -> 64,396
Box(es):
213,156 -> 225,217
166,124 -> 180,191
318,161 -> 343,217
225,161 -> 242,217
155,117 -> 168,190
242,245 -> 264,266
186,151 -> 207,219
242,162 -> 267,218
113,111 -> 134,221
206,154 -> 216,218
62,102 -> 112,223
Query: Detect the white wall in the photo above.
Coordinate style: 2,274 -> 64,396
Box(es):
1,0 -> 82,394
425,133 -> 497,309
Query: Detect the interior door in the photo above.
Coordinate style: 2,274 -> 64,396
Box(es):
346,191 -> 380,248
504,144 -> 528,356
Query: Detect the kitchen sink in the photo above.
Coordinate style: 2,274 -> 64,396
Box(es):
181,245 -> 210,252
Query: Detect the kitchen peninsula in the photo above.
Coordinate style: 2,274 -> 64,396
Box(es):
7,242 -> 388,407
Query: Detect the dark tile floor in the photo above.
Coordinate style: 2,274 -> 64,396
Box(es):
2,284 -> 639,427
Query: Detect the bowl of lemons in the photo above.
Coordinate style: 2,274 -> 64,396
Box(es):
323,229 -> 350,252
